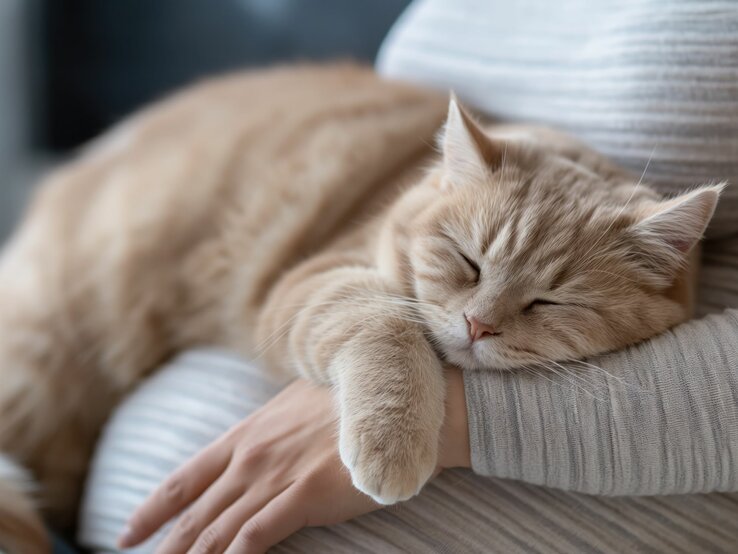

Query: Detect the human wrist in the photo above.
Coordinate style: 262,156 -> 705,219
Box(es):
438,367 -> 471,469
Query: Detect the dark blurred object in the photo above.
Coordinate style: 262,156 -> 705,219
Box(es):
39,0 -> 410,151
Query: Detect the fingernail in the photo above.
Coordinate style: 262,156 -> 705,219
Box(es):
118,524 -> 136,548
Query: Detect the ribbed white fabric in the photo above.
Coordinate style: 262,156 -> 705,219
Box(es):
78,351 -> 286,553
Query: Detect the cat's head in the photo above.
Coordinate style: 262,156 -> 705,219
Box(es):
409,98 -> 721,370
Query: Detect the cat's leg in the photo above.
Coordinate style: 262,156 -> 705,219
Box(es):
258,266 -> 446,504
332,316 -> 446,504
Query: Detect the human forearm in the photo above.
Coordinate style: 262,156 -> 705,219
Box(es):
438,367 -> 471,469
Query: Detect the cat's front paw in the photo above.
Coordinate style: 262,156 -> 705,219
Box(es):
339,418 -> 438,505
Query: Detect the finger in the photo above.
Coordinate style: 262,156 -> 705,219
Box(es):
188,482 -> 292,553
119,440 -> 232,548
225,483 -> 308,554
153,468 -> 246,554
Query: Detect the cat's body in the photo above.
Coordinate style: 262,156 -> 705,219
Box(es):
0,64 -> 718,553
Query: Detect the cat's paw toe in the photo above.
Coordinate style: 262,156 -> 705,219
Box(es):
339,427 -> 436,505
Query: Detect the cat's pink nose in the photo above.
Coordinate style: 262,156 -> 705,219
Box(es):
466,315 -> 500,342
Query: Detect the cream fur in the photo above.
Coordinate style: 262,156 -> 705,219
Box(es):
0,64 -> 719,550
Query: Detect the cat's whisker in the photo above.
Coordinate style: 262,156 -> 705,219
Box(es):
255,293 -> 412,348
253,309 -> 315,356
537,363 -> 598,400
261,287 -> 439,321
517,364 -> 569,392
526,359 -> 582,389
568,359 -> 649,394
544,359 -> 596,387
255,304 -> 363,356
550,359 -> 611,391
523,363 -> 601,401
254,294 -> 438,357
567,359 -> 627,386
535,360 -> 606,401
346,288 -> 441,312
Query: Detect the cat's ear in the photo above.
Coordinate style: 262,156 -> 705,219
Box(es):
441,95 -> 503,188
630,184 -> 722,284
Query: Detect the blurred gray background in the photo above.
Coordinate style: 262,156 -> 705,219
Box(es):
0,0 -> 33,239
0,0 -> 411,240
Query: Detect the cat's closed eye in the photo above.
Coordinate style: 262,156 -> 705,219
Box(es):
459,252 -> 480,283
523,298 -> 561,312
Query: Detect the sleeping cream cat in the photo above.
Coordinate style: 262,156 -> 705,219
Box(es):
0,64 -> 720,553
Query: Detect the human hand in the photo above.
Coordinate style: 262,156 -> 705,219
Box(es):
118,371 -> 469,553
